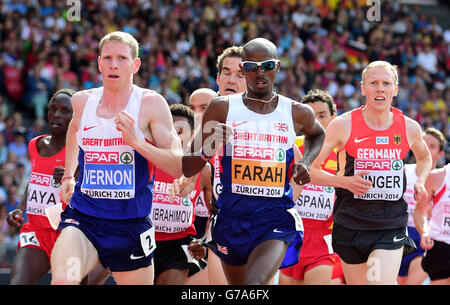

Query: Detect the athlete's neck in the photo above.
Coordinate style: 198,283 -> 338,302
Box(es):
102,83 -> 134,106
362,106 -> 393,130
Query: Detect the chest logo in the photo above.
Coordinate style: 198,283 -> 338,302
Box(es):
354,137 -> 370,143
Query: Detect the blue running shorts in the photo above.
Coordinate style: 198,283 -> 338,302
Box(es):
398,226 -> 425,277
211,207 -> 301,266
58,205 -> 155,272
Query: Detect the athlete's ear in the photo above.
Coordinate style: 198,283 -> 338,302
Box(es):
133,57 -> 141,74
360,82 -> 366,96
98,56 -> 102,73
216,73 -> 220,85
393,85 -> 399,97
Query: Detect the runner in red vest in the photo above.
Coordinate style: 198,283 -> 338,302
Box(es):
7,89 -> 73,284
310,61 -> 432,284
152,104 -> 205,285
279,89 -> 344,285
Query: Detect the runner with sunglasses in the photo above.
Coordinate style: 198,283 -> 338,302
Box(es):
182,37 -> 325,284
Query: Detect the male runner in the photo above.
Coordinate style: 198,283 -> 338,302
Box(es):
51,31 -> 183,285
182,38 -> 325,284
310,61 -> 432,284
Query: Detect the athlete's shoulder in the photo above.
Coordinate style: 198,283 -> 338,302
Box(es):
290,97 -> 310,112
141,88 -> 167,105
71,88 -> 98,110
28,134 -> 47,151
404,115 -> 423,145
426,166 -> 447,192
327,111 -> 351,129
72,88 -> 97,100
403,114 -> 421,129
214,94 -> 232,105
203,94 -> 230,123
279,94 -> 298,104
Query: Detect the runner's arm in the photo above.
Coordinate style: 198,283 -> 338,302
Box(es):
60,91 -> 86,204
6,185 -> 27,227
201,163 -> 213,212
182,96 -> 229,177
406,117 -> 432,203
292,103 -> 325,169
309,115 -> 372,195
120,94 -> 184,178
413,169 -> 442,250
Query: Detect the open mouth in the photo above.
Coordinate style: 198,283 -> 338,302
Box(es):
374,96 -> 385,101
108,74 -> 120,79
225,88 -> 236,94
50,121 -> 62,129
254,79 -> 267,88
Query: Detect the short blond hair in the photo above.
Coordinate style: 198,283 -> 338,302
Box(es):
99,31 -> 139,59
361,61 -> 399,86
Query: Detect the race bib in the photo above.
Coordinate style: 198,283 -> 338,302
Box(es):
27,173 -> 60,216
287,208 -> 304,231
194,191 -> 209,217
295,184 -> 335,220
19,232 -> 41,247
181,244 -> 201,267
231,145 -> 286,197
152,194 -> 194,233
81,150 -> 135,199
354,159 -> 404,201
140,226 -> 156,257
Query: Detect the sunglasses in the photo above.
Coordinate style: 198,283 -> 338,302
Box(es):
241,60 -> 280,72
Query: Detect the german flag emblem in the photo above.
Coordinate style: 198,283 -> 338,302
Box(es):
393,134 -> 401,145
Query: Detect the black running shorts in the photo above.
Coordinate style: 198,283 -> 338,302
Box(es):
332,223 -> 416,264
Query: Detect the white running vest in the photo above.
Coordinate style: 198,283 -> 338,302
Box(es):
225,93 -> 296,198
403,163 -> 418,227
429,164 -> 450,244
77,85 -> 145,200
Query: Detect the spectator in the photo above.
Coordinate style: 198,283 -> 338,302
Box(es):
0,203 -> 19,267
417,44 -> 438,75
7,130 -> 28,163
3,185 -> 26,223
424,88 -> 446,123
25,64 -> 50,119
0,134 -> 8,165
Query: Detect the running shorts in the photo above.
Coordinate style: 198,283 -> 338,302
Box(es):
58,205 -> 155,272
421,240 -> 450,281
332,223 -> 416,264
280,228 -> 338,280
398,226 -> 425,276
154,236 -> 206,278
18,222 -> 59,259
211,207 -> 301,266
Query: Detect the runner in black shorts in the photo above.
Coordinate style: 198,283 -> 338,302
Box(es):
415,162 -> 450,284
310,61 -> 432,284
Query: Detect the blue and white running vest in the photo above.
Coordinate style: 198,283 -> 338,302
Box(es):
71,85 -> 155,219
217,93 -> 297,217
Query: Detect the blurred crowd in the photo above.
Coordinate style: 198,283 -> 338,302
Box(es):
0,0 -> 448,267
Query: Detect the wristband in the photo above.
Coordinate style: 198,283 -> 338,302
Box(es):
200,148 -> 212,162
61,176 -> 74,183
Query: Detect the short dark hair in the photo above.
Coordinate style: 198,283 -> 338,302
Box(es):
301,89 -> 337,116
424,127 -> 445,152
170,104 -> 195,131
216,46 -> 243,74
49,88 -> 75,104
